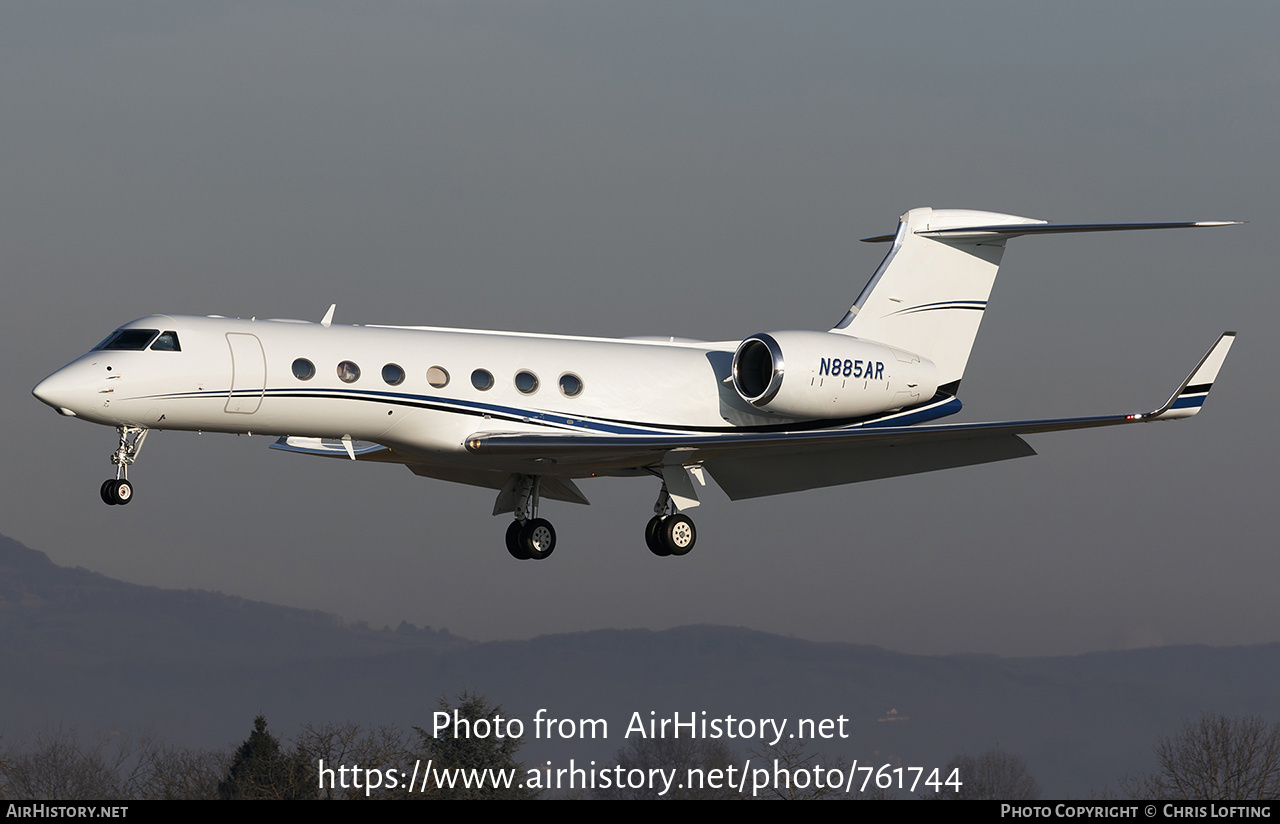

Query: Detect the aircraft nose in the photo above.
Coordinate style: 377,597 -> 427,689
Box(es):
33,369 -> 84,417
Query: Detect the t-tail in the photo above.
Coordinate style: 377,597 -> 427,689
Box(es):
832,207 -> 1240,395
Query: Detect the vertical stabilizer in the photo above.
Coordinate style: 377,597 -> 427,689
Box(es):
832,207 -> 1045,392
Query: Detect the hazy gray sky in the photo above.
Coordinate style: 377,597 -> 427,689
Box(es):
4,1 -> 1276,657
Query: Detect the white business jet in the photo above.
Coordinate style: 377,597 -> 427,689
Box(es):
33,208 -> 1237,561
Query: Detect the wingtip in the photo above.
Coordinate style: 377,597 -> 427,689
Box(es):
1148,333 -> 1236,420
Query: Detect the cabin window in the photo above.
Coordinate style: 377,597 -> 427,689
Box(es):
338,361 -> 361,383
514,370 -> 539,395
292,358 -> 316,381
427,366 -> 450,388
559,373 -> 584,398
95,329 -> 159,351
471,369 -> 494,391
150,331 -> 181,351
382,363 -> 405,386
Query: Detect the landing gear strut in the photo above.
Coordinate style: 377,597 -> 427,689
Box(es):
504,475 -> 556,561
101,425 -> 148,506
645,484 -> 696,557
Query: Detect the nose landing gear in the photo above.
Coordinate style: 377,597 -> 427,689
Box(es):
100,478 -> 134,506
100,425 -> 148,506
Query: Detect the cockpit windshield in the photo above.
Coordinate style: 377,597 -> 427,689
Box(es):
150,331 -> 181,351
94,329 -> 159,350
93,329 -> 182,351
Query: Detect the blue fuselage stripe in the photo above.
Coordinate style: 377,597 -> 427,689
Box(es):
134,386 -> 964,438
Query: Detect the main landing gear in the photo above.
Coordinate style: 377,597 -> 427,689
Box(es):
100,425 -> 148,506
498,474 -> 697,560
645,484 -> 696,557
504,475 -> 557,561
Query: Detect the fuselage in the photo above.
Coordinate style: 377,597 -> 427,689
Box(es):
33,314 -> 949,478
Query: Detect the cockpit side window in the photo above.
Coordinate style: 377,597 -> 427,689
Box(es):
150,331 -> 181,351
95,329 -> 159,351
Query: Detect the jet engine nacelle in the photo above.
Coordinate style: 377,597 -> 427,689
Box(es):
731,330 -> 939,419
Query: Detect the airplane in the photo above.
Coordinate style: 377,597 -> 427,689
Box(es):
32,207 -> 1238,561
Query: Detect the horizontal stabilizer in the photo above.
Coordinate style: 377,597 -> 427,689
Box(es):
863,220 -> 1242,243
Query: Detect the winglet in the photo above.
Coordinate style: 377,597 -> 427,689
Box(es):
1145,332 -> 1236,421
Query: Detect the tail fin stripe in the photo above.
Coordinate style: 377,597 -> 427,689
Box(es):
888,300 -> 987,317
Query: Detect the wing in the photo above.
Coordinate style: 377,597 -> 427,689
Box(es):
463,333 -> 1235,500
267,435 -> 592,505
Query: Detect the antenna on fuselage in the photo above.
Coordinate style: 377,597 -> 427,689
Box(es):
320,304 -> 336,328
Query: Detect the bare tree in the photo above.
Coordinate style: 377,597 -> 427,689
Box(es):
0,725 -> 229,801
936,747 -> 1040,800
134,744 -> 228,800
594,735 -> 741,800
1121,713 -> 1280,800
295,720 -> 413,799
747,738 -> 856,800
0,726 -> 127,800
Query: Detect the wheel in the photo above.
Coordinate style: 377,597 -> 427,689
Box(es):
645,515 -> 670,556
101,479 -> 118,506
505,520 -> 530,560
110,479 -> 134,505
662,514 -> 695,556
520,518 -> 556,560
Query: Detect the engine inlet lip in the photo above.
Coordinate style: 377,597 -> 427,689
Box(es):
732,333 -> 785,406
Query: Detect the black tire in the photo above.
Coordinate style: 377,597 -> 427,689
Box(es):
506,520 -> 530,560
521,518 -> 556,560
111,479 -> 134,506
645,515 -> 670,556
101,479 -> 118,506
662,514 -> 695,556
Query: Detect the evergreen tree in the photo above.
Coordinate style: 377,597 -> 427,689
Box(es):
413,691 -> 537,799
219,715 -> 311,800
